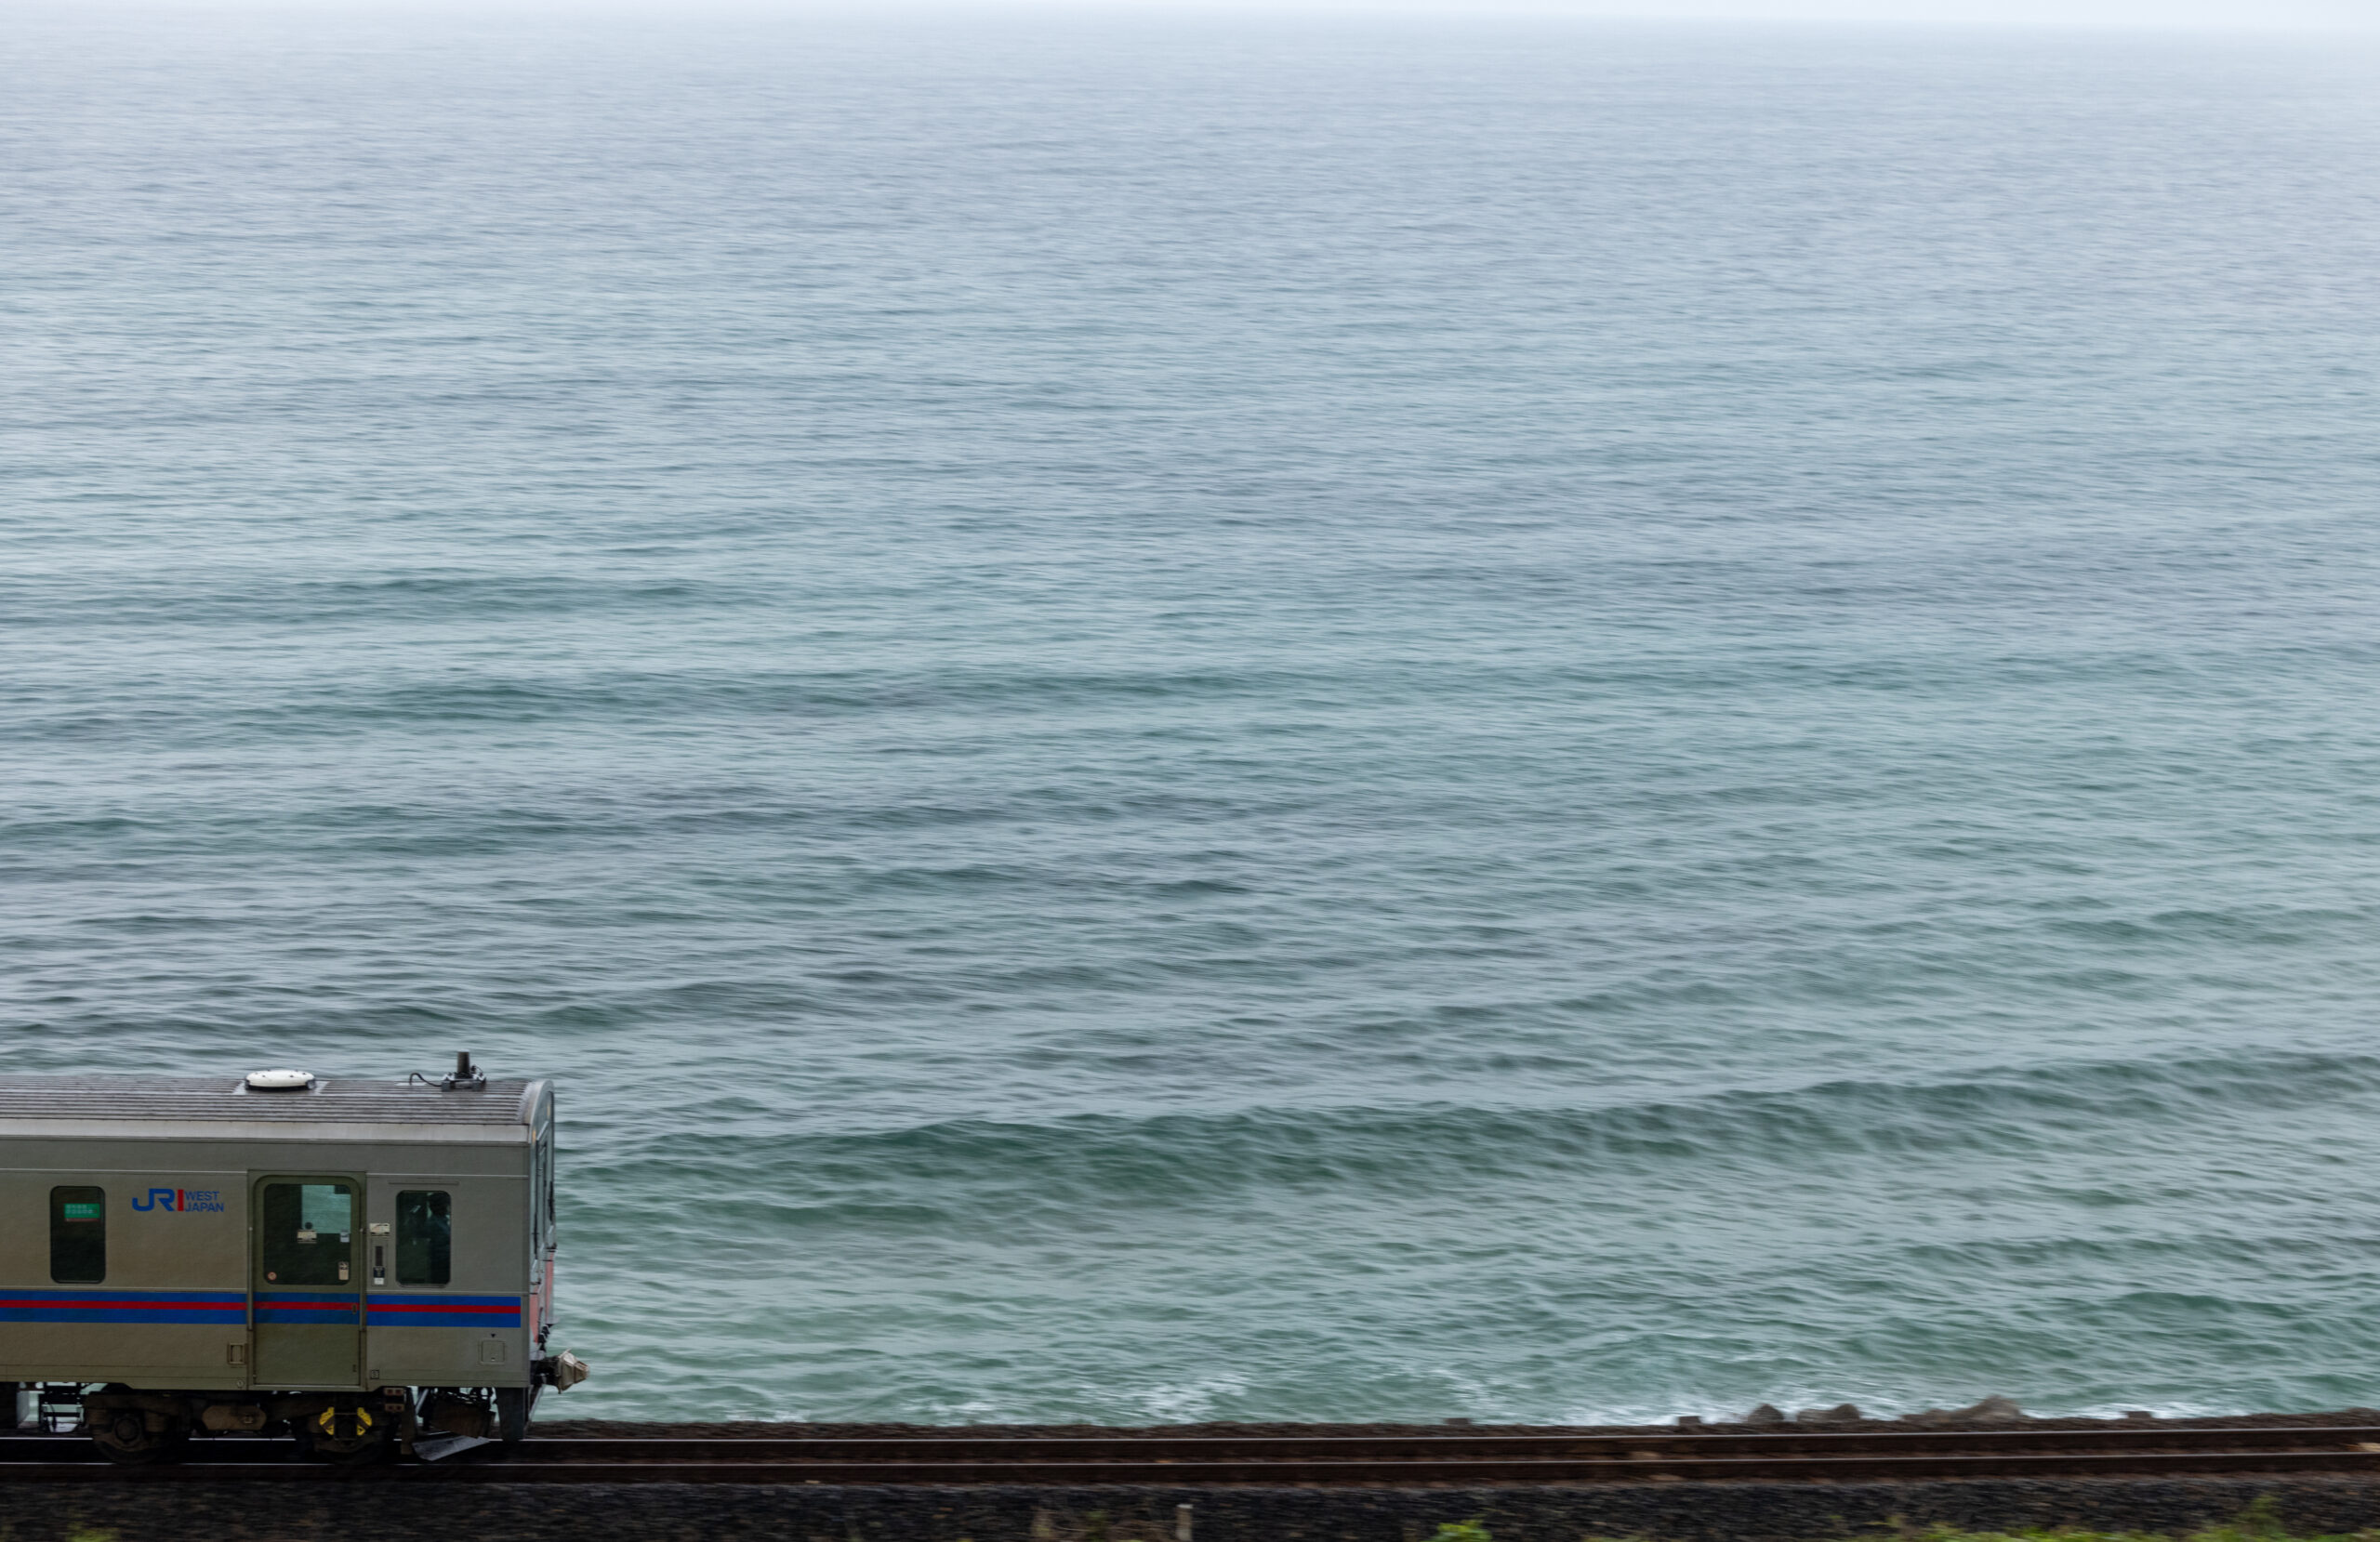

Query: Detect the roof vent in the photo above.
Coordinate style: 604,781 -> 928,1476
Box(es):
245,1069 -> 314,1091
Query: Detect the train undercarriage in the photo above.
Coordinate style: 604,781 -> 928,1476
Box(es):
10,1361 -> 584,1464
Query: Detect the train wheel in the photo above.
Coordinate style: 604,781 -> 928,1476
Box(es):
89,1408 -> 188,1466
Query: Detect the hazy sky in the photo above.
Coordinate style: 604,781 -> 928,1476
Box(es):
594,0 -> 2374,31
1441,0 -> 2380,27
22,0 -> 2380,27
1038,0 -> 2380,29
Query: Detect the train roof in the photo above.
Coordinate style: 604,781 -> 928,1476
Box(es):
0,1074 -> 549,1144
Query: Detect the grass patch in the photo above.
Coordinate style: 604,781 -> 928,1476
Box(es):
1877,1497 -> 2380,1542
1880,1529 -> 2380,1542
1554,1498 -> 2380,1542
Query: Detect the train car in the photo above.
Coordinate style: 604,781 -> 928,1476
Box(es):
0,1057 -> 588,1463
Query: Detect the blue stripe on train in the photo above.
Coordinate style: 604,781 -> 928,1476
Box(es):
0,1309 -> 250,1324
0,1289 -> 520,1327
365,1292 -> 522,1327
0,1288 -> 248,1325
255,1291 -> 359,1325
0,1288 -> 247,1302
255,1291 -> 355,1303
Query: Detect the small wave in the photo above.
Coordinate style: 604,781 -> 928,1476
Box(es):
574,1047 -> 2380,1211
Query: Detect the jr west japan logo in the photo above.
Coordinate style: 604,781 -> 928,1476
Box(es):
131,1188 -> 225,1213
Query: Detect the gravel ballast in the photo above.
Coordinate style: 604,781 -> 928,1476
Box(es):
20,1412 -> 2380,1541
10,1475 -> 2380,1542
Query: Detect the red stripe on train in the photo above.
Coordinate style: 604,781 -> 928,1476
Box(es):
368,1304 -> 520,1315
0,1294 -> 244,1303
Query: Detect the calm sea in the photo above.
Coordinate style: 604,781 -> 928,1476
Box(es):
6,4 -> 2380,1425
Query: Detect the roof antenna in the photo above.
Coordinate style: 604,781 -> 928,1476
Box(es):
443,1051 -> 485,1091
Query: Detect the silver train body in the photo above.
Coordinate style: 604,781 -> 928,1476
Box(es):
0,1061 -> 588,1462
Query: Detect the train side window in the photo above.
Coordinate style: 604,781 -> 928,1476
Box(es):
50,1186 -> 105,1284
396,1190 -> 451,1285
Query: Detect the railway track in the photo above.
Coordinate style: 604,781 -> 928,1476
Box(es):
9,1426 -> 2380,1485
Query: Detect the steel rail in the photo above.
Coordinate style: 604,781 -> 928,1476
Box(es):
9,1430 -> 2380,1484
493,1429 -> 2380,1462
14,1426 -> 2380,1465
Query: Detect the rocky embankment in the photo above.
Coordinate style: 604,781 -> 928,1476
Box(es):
535,1398 -> 2380,1441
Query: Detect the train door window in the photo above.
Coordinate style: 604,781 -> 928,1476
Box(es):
49,1187 -> 104,1284
396,1191 -> 451,1285
259,1182 -> 355,1287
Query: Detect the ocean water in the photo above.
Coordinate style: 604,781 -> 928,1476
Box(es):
6,4 -> 2380,1426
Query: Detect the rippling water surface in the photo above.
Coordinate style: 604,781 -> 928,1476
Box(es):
6,5 -> 2380,1424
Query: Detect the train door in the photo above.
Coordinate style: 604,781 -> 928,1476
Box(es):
362,1179 -> 464,1391
250,1175 -> 365,1389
